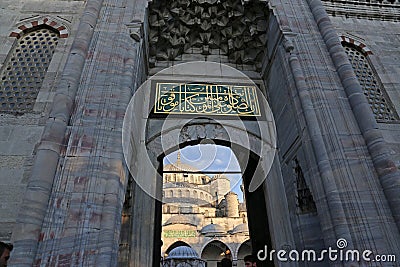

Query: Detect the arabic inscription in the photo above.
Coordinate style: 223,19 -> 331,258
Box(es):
155,83 -> 260,116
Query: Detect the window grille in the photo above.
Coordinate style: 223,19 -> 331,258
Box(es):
343,44 -> 398,122
0,27 -> 59,113
294,159 -> 317,214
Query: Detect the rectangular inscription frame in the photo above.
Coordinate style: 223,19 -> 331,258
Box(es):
163,230 -> 197,238
153,82 -> 262,117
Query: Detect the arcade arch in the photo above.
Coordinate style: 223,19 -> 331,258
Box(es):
237,240 -> 252,266
201,240 -> 233,267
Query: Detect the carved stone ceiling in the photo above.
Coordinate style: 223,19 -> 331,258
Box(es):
148,0 -> 269,70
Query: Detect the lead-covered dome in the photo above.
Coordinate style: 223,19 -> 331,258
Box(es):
164,215 -> 197,226
164,152 -> 199,173
166,246 -> 200,259
230,223 -> 249,234
200,223 -> 225,235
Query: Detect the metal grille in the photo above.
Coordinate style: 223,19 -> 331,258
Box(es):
344,45 -> 398,122
0,28 -> 59,113
294,159 -> 316,214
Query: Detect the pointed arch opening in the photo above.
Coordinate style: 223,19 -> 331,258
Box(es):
341,40 -> 399,122
0,26 -> 60,113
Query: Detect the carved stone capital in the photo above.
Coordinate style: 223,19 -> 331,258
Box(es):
283,34 -> 295,53
127,21 -> 143,41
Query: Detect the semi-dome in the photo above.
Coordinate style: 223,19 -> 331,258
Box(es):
163,215 -> 197,226
230,223 -> 249,234
166,246 -> 200,259
200,223 -> 225,235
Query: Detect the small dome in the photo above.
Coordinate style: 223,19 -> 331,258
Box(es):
200,223 -> 225,235
166,246 -> 200,259
231,223 -> 249,234
164,215 -> 196,226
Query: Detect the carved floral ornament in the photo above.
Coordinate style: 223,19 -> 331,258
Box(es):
148,0 -> 269,70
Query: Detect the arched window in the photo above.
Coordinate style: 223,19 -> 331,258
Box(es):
294,158 -> 316,214
0,27 -> 59,112
343,42 -> 398,122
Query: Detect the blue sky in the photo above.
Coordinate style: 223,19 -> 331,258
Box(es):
163,144 -> 244,202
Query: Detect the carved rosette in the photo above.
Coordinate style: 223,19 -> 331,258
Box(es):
148,0 -> 268,70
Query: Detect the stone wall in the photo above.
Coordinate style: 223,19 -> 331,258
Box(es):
0,0 -> 84,242
265,0 -> 400,261
3,0 -> 400,266
329,15 -> 400,167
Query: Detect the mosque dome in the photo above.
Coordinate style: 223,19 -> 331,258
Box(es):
230,223 -> 249,234
166,246 -> 200,259
163,215 -> 197,226
211,174 -> 230,180
200,223 -> 225,235
164,152 -> 199,173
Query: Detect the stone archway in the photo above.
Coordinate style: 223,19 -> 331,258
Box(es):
236,240 -> 252,266
122,62 -> 295,267
201,240 -> 233,267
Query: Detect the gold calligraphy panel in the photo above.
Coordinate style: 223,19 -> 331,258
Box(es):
163,230 -> 197,238
155,83 -> 261,116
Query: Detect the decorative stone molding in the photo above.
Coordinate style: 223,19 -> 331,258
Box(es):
178,123 -> 229,145
148,0 -> 269,70
322,0 -> 400,21
127,21 -> 143,41
10,16 -> 69,38
339,36 -> 372,55
283,35 -> 295,53
322,0 -> 400,8
325,0 -> 400,6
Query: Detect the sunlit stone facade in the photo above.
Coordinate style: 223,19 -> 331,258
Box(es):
161,153 -> 250,266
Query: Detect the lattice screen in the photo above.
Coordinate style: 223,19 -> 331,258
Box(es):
0,28 -> 59,113
294,159 -> 317,214
344,44 -> 398,122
